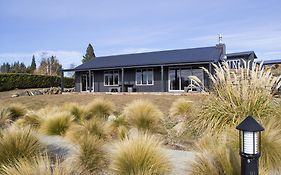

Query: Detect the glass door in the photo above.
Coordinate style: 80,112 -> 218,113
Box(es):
169,69 -> 180,91
81,72 -> 89,92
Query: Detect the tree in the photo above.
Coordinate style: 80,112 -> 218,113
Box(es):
82,43 -> 95,63
29,55 -> 36,73
38,55 -> 62,76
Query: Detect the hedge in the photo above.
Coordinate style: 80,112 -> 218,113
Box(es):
0,73 -> 74,92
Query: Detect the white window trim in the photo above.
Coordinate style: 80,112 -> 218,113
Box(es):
135,68 -> 154,86
104,70 -> 120,86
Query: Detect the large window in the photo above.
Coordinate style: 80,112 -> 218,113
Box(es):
227,59 -> 241,69
136,69 -> 153,85
104,70 -> 119,86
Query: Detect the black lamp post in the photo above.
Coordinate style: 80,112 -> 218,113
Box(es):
236,116 -> 264,175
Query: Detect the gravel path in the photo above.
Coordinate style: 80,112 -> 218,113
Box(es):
165,149 -> 197,175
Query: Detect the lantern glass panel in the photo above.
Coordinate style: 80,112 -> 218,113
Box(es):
243,131 -> 259,154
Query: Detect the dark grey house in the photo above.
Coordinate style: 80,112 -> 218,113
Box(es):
62,44 -> 257,93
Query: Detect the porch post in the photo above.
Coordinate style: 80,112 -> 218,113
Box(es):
60,69 -> 64,94
161,65 -> 164,92
121,68 -> 124,92
88,70 -> 92,92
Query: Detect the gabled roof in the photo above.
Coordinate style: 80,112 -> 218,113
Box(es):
74,46 -> 223,71
226,51 -> 257,59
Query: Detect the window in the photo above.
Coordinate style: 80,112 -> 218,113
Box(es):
104,70 -> 119,86
227,59 -> 241,69
136,69 -> 153,85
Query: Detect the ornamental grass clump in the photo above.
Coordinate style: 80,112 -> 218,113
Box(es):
122,100 -> 163,132
107,115 -> 129,140
1,154 -> 69,175
85,99 -> 115,120
62,103 -> 88,122
40,112 -> 74,136
169,98 -> 193,119
66,135 -> 107,174
0,109 -> 11,129
0,127 -> 44,172
15,112 -> 43,129
65,118 -> 108,143
6,103 -> 27,121
188,132 -> 240,175
109,133 -> 171,175
190,61 -> 281,133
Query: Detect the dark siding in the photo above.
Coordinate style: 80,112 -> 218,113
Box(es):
75,72 -> 81,92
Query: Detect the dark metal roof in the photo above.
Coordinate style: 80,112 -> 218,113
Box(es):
261,59 -> 281,65
226,51 -> 257,59
74,46 -> 222,71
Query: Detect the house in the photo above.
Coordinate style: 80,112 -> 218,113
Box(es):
61,44 -> 257,93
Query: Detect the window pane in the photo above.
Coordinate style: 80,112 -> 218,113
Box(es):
181,69 -> 192,90
105,75 -> 109,85
114,74 -> 119,85
136,71 -> 142,84
143,70 -> 148,85
109,74 -> 113,85
147,70 -> 153,84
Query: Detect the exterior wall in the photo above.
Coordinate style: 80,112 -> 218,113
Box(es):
75,72 -> 81,92
74,63 -> 210,92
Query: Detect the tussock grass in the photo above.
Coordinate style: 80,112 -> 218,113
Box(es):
62,103 -> 88,122
66,135 -> 106,174
188,132 -> 240,175
15,112 -> 42,129
109,133 -> 171,175
0,127 -> 44,172
0,109 -> 11,129
39,112 -> 74,136
1,154 -> 69,175
6,104 -> 27,121
122,100 -> 163,132
169,98 -> 193,119
85,99 -> 115,120
65,118 -> 107,143
190,61 -> 281,133
107,115 -> 129,140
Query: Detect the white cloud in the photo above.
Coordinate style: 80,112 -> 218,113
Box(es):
0,50 -> 83,69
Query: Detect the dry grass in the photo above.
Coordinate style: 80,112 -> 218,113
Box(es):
109,133 -> 171,175
62,102 -> 88,122
66,135 -> 107,174
65,118 -> 108,143
189,61 -> 281,133
188,132 -> 240,175
1,154 -> 69,175
6,103 -> 27,121
85,98 -> 115,120
122,100 -> 163,132
0,109 -> 11,129
39,112 -> 74,136
0,127 -> 44,172
15,112 -> 43,129
107,115 -> 129,140
169,98 -> 193,119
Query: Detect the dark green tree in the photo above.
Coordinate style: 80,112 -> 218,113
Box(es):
30,55 -> 36,72
82,43 -> 95,63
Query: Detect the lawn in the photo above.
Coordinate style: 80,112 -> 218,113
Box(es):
0,90 -> 208,116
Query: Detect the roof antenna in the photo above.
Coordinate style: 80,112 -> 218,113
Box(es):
218,34 -> 223,44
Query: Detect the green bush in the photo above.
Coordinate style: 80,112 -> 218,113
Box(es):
0,73 -> 74,91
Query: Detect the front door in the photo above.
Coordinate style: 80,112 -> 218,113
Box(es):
81,73 -> 88,92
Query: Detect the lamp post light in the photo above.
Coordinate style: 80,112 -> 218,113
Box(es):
236,116 -> 264,175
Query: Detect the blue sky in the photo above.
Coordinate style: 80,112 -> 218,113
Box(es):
0,0 -> 281,69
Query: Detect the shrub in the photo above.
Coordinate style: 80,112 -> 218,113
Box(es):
85,99 -> 115,120
66,135 -> 106,174
1,154 -> 69,175
0,127 -> 43,172
65,118 -> 107,143
122,100 -> 163,132
169,98 -> 193,119
109,133 -> 171,175
40,112 -> 74,136
189,61 -> 281,133
0,73 -> 74,91
6,104 -> 27,121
